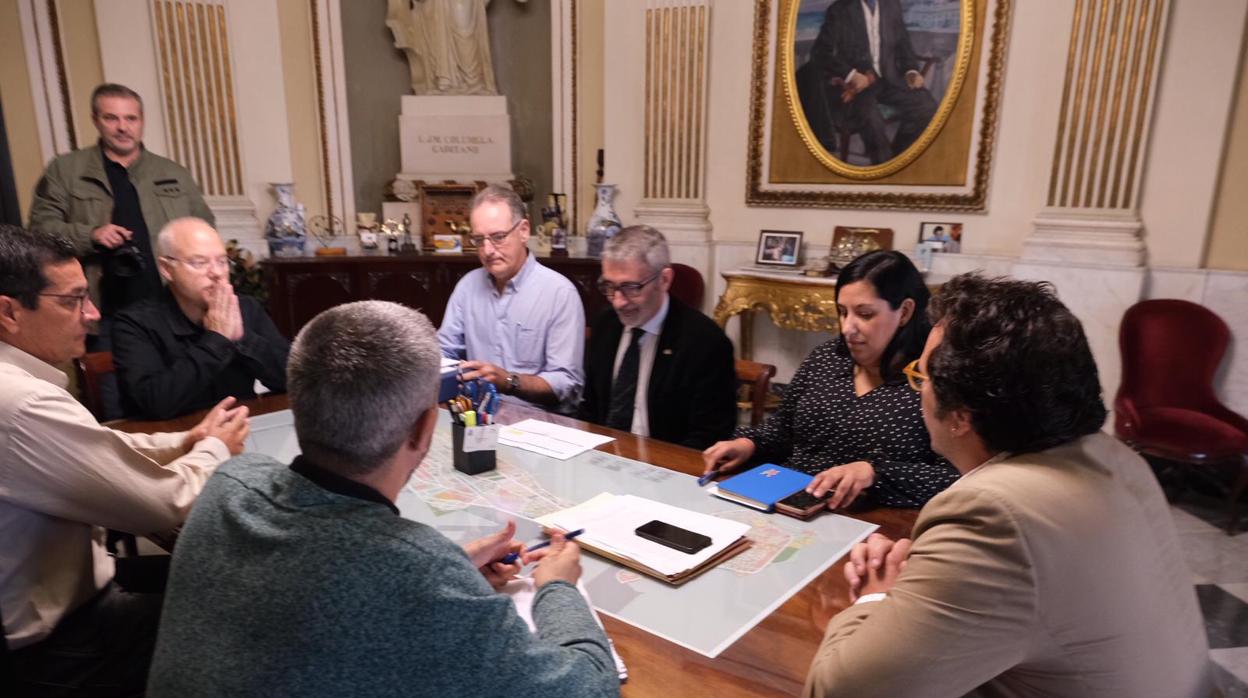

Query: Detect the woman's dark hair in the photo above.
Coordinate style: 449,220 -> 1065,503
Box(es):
0,225 -> 77,309
927,273 -> 1107,454
835,249 -> 931,382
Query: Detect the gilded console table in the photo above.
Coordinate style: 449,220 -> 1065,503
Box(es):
712,270 -> 840,360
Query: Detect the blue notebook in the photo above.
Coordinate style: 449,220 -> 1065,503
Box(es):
713,463 -> 813,512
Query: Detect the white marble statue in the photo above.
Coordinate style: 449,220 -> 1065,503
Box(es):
386,0 -> 527,96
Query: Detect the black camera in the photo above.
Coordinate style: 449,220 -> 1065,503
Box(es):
105,241 -> 146,278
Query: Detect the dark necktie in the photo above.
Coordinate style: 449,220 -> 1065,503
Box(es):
864,0 -> 877,11
606,328 -> 644,431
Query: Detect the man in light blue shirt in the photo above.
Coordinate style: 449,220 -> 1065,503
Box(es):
438,185 -> 585,413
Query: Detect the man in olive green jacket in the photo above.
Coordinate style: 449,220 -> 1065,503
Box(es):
28,83 -> 213,318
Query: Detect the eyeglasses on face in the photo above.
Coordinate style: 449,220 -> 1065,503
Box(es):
468,219 -> 522,248
162,255 -> 230,272
903,359 -> 929,392
39,291 -> 92,314
597,270 -> 661,300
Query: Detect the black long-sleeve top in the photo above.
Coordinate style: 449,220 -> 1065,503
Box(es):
112,288 -> 289,419
735,338 -> 958,508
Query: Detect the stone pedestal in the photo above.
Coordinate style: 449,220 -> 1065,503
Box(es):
398,95 -> 514,183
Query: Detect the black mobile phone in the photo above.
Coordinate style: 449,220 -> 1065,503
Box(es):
634,520 -> 712,555
775,489 -> 833,520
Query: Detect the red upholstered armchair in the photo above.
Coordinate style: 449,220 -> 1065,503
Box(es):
1114,299 -> 1248,533
670,263 -> 705,311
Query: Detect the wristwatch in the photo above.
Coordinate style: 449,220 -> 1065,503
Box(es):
505,373 -> 520,394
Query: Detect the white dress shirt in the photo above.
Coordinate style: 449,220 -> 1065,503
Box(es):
610,296 -> 670,437
0,342 -> 228,649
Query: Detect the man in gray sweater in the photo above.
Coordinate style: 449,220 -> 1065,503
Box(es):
147,300 -> 619,697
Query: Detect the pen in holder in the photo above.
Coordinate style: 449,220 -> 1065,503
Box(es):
451,422 -> 497,475
450,379 -> 500,475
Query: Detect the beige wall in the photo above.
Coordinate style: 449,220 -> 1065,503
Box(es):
595,1 -> 1246,266
277,0 -> 327,221
575,0 -> 604,230
58,0 -> 103,147
1206,24 -> 1248,271
0,0 -> 46,221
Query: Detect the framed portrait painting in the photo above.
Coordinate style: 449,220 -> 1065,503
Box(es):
747,0 -> 1012,210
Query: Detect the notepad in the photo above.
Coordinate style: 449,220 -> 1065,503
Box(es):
498,419 -> 615,460
712,463 -> 813,512
537,493 -> 751,584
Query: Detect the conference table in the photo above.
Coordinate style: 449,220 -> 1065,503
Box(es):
116,395 -> 919,697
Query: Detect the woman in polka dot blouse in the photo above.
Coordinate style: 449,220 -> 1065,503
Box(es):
703,250 -> 958,509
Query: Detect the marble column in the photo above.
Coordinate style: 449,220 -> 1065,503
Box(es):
1016,0 -> 1170,417
1024,0 -> 1170,266
634,0 -> 713,263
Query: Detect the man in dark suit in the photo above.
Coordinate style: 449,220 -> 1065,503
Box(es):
796,0 -> 937,164
578,225 -> 736,450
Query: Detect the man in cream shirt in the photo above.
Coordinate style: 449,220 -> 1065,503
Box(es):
0,225 -> 248,695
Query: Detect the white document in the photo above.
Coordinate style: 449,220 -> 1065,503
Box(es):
440,357 -> 459,375
538,493 -> 751,578
498,419 -> 615,460
503,577 -> 628,681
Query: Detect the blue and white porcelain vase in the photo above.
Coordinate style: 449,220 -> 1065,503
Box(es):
265,183 -> 307,257
585,183 -> 622,258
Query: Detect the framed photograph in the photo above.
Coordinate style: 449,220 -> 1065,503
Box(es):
746,0 -> 1012,210
919,221 -> 962,252
756,230 -> 804,266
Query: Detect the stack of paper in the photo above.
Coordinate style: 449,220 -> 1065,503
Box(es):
537,493 -> 752,584
498,419 -> 615,460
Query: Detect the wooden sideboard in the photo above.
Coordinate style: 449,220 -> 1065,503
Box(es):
264,254 -> 611,339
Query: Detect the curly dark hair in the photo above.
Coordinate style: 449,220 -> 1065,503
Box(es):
926,273 -> 1107,454
835,249 -> 932,383
0,225 -> 77,309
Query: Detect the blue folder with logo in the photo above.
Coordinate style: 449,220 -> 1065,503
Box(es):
712,463 -> 813,512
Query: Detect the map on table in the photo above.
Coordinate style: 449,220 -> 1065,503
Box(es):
245,410 -> 877,658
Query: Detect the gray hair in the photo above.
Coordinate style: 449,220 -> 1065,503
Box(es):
603,225 -> 670,273
470,184 -> 526,225
287,301 -> 441,476
156,217 -> 215,257
91,83 -> 143,115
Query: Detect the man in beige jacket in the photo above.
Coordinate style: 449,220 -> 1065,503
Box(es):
804,274 -> 1212,698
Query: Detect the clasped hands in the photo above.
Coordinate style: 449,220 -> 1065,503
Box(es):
844,532 -> 912,602
182,396 -> 250,455
461,520 -> 583,590
840,69 -> 924,103
701,437 -> 876,510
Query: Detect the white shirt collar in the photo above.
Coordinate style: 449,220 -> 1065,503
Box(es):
0,341 -> 69,389
959,450 -> 1010,480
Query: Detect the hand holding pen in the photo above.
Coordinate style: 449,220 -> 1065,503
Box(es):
698,437 -> 758,486
498,528 -> 586,564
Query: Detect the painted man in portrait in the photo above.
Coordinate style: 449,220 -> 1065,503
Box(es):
796,0 -> 938,165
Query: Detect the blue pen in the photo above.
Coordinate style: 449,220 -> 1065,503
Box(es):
697,470 -> 718,487
498,528 -> 586,565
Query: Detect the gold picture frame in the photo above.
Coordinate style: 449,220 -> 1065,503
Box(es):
746,0 -> 1012,211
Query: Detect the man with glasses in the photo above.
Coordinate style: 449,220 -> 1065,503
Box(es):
803,274 -> 1211,698
577,225 -> 736,449
438,184 -> 585,413
0,224 -> 247,695
111,217 -> 289,419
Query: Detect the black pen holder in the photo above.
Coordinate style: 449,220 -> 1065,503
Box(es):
451,422 -> 496,475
